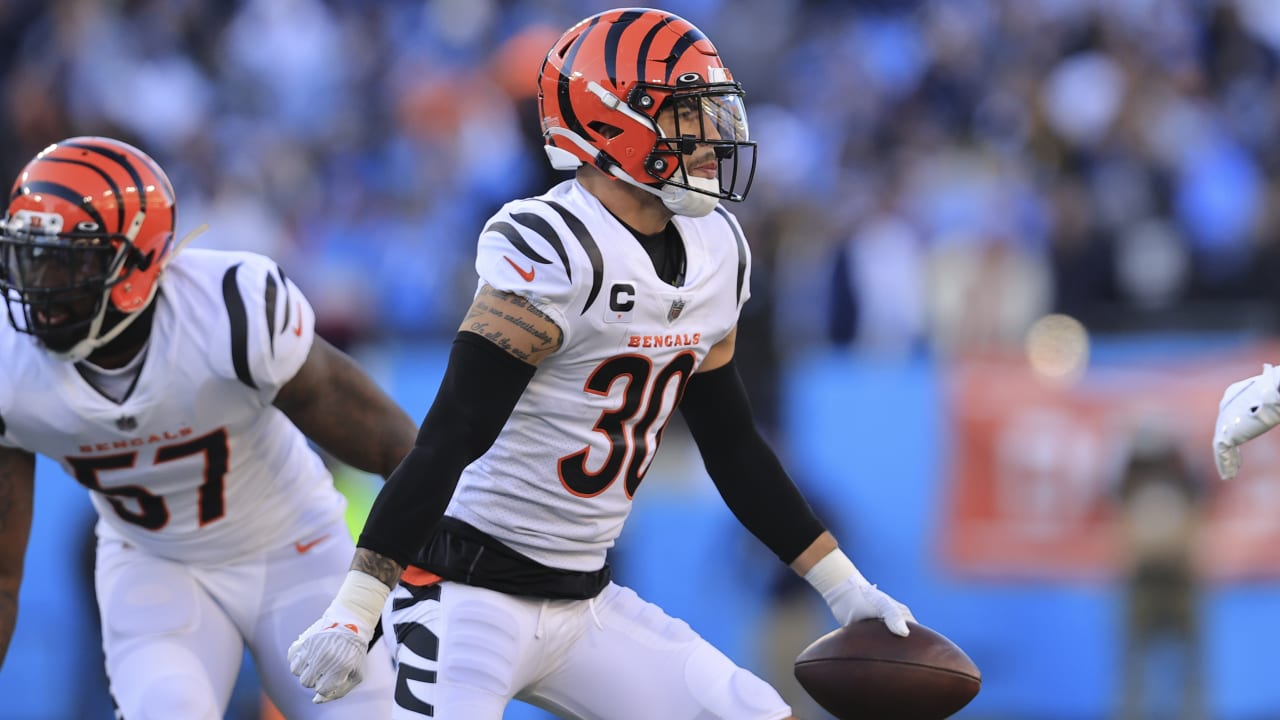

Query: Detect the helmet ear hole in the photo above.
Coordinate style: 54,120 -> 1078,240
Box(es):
588,121 -> 623,140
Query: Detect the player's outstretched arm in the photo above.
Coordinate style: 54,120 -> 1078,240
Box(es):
0,447 -> 35,668
273,335 -> 417,479
680,328 -> 911,636
291,285 -> 561,703
1213,363 -> 1280,480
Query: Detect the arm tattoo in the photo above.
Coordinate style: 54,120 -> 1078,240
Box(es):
350,548 -> 402,590
463,297 -> 491,328
465,286 -> 563,362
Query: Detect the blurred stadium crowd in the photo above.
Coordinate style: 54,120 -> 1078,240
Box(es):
2,0 -> 1278,359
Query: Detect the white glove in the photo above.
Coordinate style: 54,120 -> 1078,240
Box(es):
804,549 -> 914,637
289,571 -> 389,704
1214,363 -> 1280,480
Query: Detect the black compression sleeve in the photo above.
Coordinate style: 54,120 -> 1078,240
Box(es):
679,359 -> 826,565
357,331 -> 536,567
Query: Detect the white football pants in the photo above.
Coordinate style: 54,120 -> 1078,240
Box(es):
385,579 -> 792,719
94,517 -> 394,720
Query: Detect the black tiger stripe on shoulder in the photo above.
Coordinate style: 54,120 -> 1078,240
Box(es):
714,206 -> 748,303
278,266 -> 293,338
485,220 -> 555,266
264,269 -> 279,357
510,212 -> 572,280
221,264 -> 257,390
538,200 -> 604,315
0,410 -> 6,437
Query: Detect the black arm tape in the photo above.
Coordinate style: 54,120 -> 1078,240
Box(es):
679,360 -> 826,565
357,332 -> 536,566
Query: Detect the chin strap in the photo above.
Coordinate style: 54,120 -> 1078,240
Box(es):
658,175 -> 721,217
159,222 -> 208,270
54,223 -> 209,362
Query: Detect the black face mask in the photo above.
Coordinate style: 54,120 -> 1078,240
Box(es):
0,233 -> 121,352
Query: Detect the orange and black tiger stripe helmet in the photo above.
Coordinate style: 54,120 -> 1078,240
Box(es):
0,137 -> 176,359
538,8 -> 756,206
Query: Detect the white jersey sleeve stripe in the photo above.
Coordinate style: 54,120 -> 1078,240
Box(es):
220,264 -> 257,390
484,220 -> 557,267
539,199 -> 604,315
510,212 -> 573,280
713,206 -> 749,304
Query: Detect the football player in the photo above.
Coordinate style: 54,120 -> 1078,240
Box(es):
290,8 -> 914,719
0,137 -> 413,719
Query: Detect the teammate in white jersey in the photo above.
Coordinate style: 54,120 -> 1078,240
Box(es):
291,8 -> 914,719
0,137 -> 414,719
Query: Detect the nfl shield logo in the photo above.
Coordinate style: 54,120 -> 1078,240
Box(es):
667,299 -> 686,323
116,416 -> 138,432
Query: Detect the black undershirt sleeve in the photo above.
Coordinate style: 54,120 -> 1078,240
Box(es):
678,359 -> 826,565
357,331 -> 536,567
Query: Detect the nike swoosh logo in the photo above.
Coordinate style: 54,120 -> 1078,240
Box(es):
504,255 -> 536,282
294,534 -> 330,554
293,303 -> 303,336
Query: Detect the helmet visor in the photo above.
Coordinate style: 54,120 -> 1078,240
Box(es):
693,92 -> 749,145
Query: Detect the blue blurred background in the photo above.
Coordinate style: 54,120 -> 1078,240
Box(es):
5,0 -> 1280,718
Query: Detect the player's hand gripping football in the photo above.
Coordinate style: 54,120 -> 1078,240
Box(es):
804,549 -> 914,637
289,571 -> 389,703
1214,363 -> 1280,480
821,575 -> 914,637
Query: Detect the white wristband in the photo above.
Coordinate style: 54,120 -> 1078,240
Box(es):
333,570 -> 392,629
802,549 -> 868,596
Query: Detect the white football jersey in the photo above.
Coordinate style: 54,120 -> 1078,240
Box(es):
446,179 -> 751,571
0,249 -> 345,564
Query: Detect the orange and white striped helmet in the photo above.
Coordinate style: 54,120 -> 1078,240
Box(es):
0,137 -> 176,360
538,8 -> 756,214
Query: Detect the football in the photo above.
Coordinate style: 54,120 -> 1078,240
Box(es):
794,619 -> 981,719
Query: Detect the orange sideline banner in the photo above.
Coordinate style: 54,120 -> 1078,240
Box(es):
939,342 -> 1280,583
